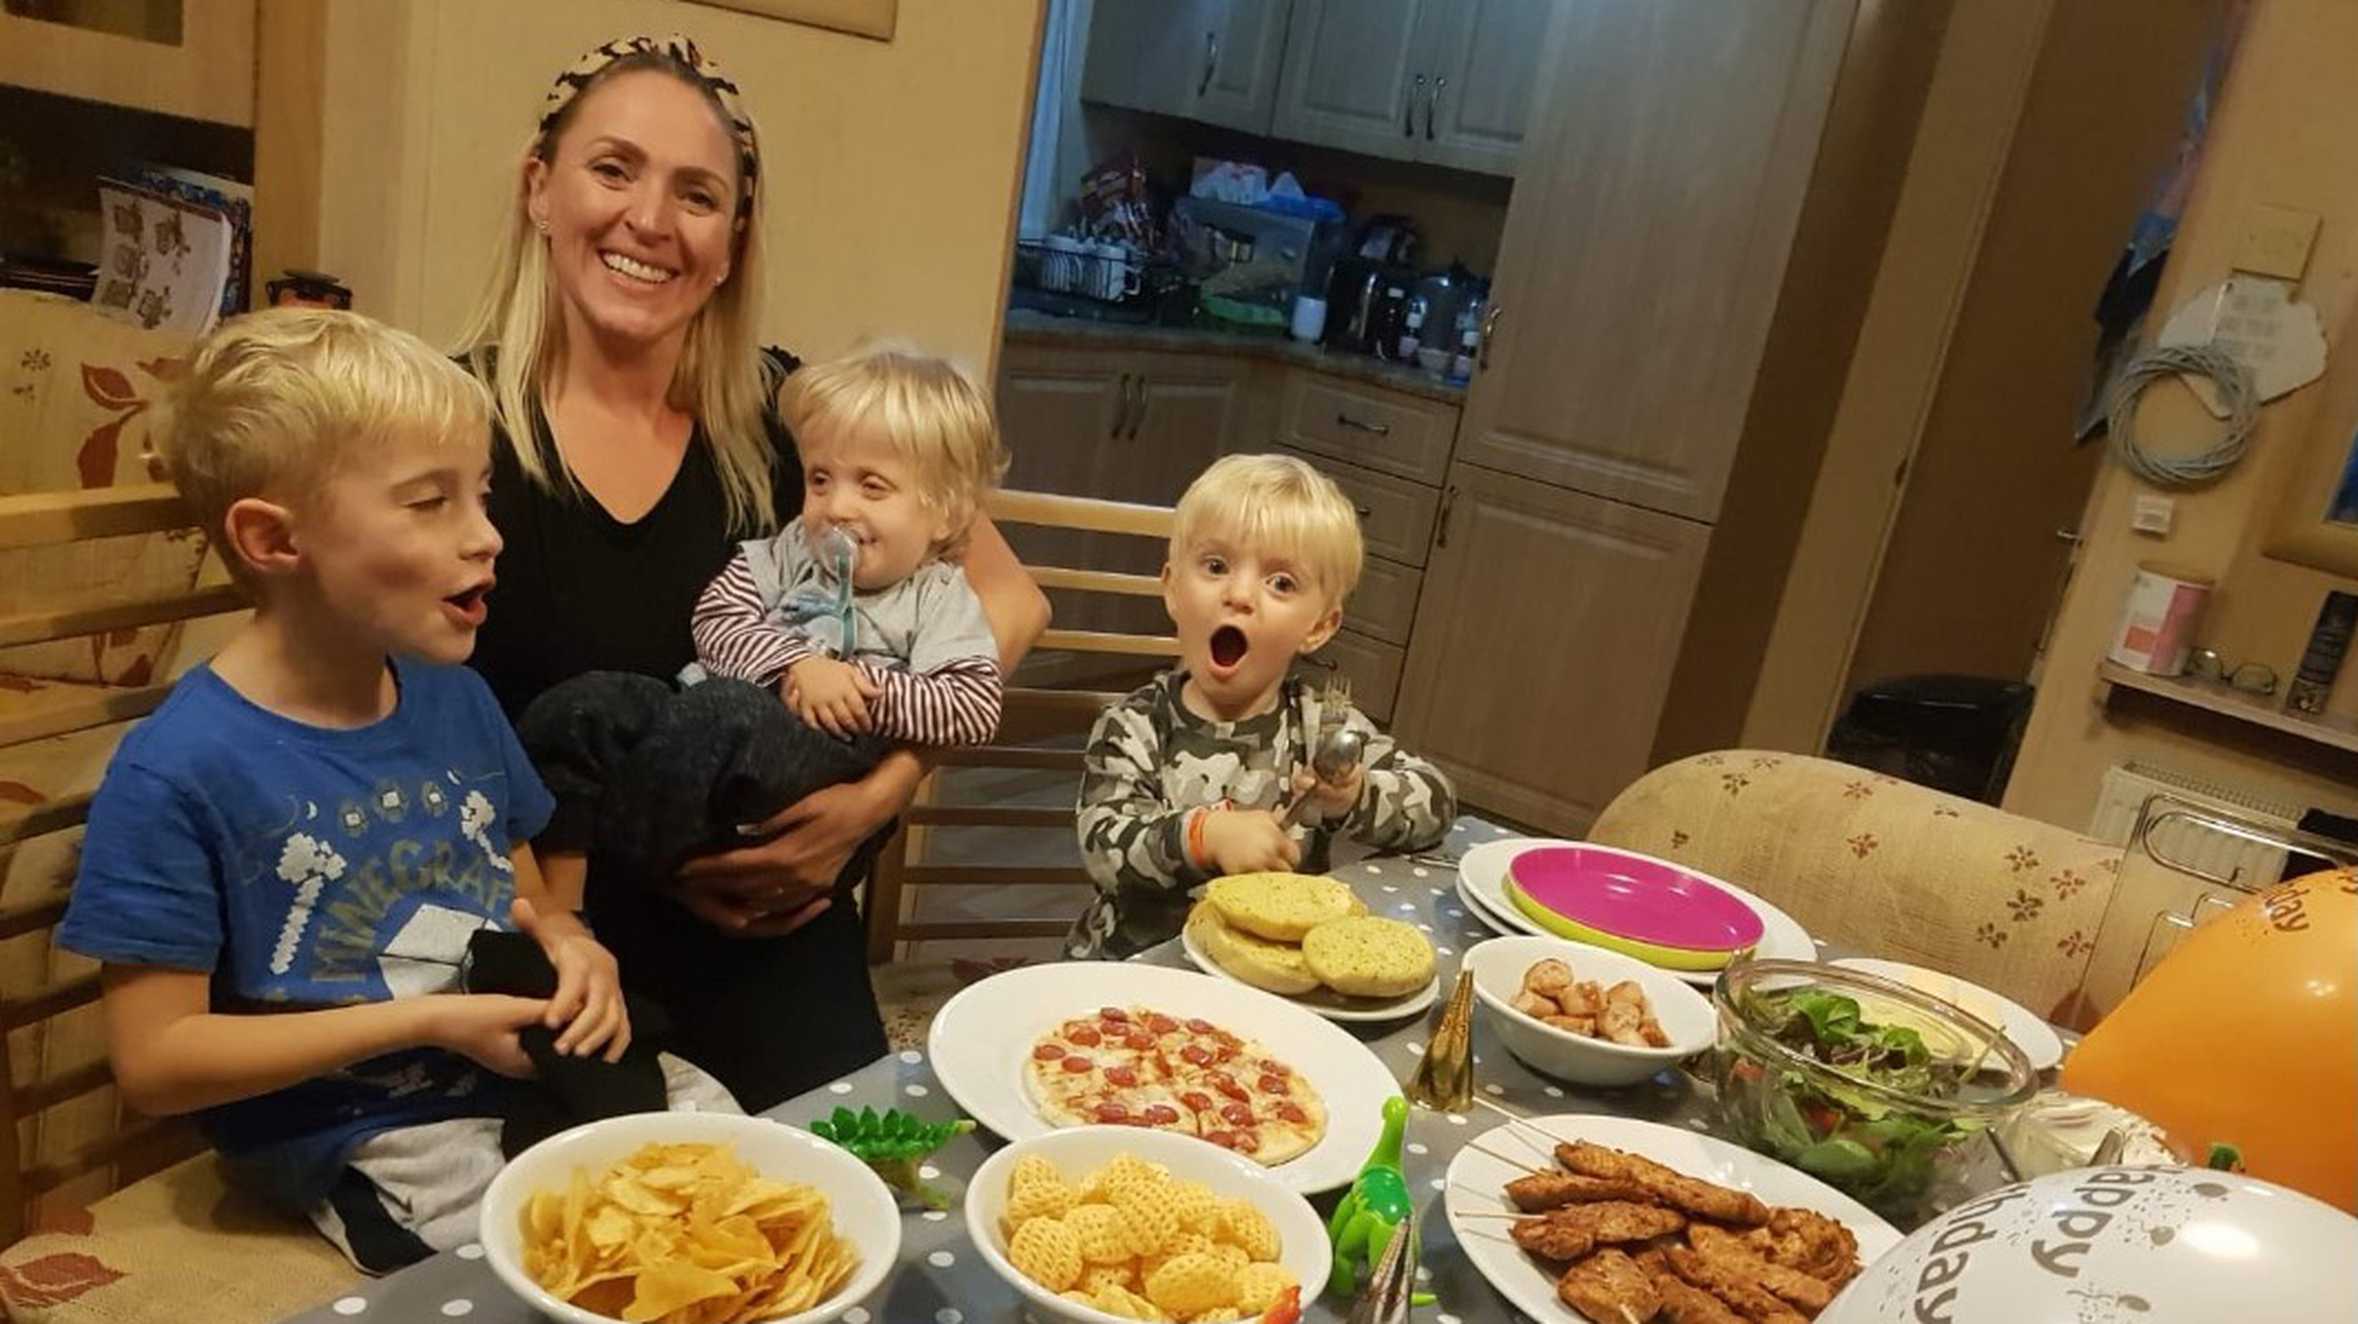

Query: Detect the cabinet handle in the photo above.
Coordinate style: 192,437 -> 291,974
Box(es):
1109,374 -> 1132,439
1126,375 -> 1148,440
1480,302 -> 1503,371
1435,485 -> 1459,549
1406,73 -> 1424,137
1199,30 -> 1219,97
1335,412 -> 1391,436
1354,504 -> 1373,521
1427,76 -> 1443,140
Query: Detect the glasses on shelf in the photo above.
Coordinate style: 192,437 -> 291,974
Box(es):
2184,649 -> 2278,696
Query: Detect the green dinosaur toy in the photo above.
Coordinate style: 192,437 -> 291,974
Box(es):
1324,1095 -> 1433,1304
809,1105 -> 974,1210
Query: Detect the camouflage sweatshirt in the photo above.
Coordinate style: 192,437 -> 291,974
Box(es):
1064,671 -> 1456,960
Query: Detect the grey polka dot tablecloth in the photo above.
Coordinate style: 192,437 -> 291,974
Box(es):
278,815 -> 2026,1324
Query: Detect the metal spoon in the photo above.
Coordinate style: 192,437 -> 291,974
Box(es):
1283,725 -> 1366,827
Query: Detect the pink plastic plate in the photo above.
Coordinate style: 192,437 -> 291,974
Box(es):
1505,845 -> 1764,956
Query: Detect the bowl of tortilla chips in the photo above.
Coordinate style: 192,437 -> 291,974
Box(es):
480,1111 -> 899,1324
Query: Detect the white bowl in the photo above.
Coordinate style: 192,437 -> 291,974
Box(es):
1463,935 -> 1716,1087
966,1126 -> 1332,1324
478,1111 -> 900,1324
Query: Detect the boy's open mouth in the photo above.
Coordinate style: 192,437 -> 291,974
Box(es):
1209,625 -> 1249,670
443,583 -> 491,626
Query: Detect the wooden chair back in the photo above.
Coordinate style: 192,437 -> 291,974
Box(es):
0,484 -> 238,1245
861,489 -> 1179,963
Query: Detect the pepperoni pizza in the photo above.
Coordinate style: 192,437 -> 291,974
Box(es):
1021,1004 -> 1329,1165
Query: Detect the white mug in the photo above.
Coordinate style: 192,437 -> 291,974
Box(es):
1291,295 -> 1328,343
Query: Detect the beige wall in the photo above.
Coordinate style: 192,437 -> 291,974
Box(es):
265,0 -> 1044,375
2004,0 -> 2358,829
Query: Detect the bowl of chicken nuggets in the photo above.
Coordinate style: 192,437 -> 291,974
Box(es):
479,1111 -> 899,1324
1464,936 -> 1716,1087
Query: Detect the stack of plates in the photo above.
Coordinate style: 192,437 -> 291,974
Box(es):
1455,838 -> 1816,987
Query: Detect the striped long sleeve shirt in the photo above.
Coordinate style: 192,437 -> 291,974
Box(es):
687,519 -> 1003,747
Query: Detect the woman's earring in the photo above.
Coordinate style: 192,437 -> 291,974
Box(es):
534,218 -> 550,235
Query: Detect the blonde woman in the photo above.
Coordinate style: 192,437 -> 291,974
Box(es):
456,35 -> 1047,1109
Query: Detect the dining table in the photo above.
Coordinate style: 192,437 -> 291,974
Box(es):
282,812 -> 2053,1324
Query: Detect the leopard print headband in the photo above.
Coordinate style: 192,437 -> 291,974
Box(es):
538,33 -> 759,220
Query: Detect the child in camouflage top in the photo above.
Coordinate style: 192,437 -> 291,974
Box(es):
1066,454 -> 1456,959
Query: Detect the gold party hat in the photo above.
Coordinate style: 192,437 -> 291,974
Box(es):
1406,968 -> 1475,1112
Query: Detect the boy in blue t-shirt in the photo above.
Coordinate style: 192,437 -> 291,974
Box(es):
57,310 -> 733,1272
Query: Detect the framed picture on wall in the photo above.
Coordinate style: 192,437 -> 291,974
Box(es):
2266,302 -> 2358,577
682,0 -> 896,41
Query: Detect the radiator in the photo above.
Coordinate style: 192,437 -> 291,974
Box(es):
2088,761 -> 2300,890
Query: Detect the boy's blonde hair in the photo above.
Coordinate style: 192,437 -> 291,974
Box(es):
1172,454 -> 1364,604
779,341 -> 1008,558
167,308 -> 492,584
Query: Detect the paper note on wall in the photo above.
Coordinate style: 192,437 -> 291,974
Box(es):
92,179 -> 233,337
2155,275 -> 2327,416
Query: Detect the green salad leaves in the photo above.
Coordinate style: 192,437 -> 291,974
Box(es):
1722,989 -> 1979,1216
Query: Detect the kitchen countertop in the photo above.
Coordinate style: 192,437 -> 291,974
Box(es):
1004,307 -> 1468,406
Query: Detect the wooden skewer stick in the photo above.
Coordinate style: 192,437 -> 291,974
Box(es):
1449,1180 -> 1520,1210
1471,1094 -> 1576,1154
1455,1210 -> 1540,1220
1468,1137 -> 1550,1174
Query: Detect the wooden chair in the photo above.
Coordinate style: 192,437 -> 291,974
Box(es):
862,488 -> 1180,963
0,483 -> 243,1245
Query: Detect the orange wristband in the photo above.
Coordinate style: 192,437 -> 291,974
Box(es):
1187,806 -> 1211,872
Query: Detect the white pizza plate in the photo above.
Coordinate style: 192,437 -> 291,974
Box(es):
1457,838 -> 1816,985
1178,914 -> 1440,1023
1443,1114 -> 1902,1324
1831,956 -> 2066,1072
927,962 -> 1398,1194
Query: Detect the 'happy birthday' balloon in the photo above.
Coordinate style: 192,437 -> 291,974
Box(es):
1820,1165 -> 2358,1323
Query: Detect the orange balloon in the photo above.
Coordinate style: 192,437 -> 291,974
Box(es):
2063,867 -> 2357,1212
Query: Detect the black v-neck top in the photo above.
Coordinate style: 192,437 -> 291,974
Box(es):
467,349 -> 803,722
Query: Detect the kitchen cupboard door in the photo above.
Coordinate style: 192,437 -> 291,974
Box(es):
996,345 -> 1135,632
1270,0 -> 1428,163
1180,0 -> 1294,135
1080,0 -> 1166,113
1454,0 -> 1853,521
1411,0 -> 1554,175
1393,462 -> 1711,836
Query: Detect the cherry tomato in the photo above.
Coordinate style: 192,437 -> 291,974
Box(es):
1144,1104 -> 1180,1125
1068,1025 -> 1101,1047
1186,1018 -> 1215,1034
1277,1103 -> 1307,1124
1145,1013 -> 1179,1034
1260,1059 -> 1291,1076
1032,1043 -> 1063,1061
1257,1074 -> 1288,1096
1099,1006 -> 1129,1022
1062,1055 -> 1092,1074
1105,1065 -> 1138,1088
1180,1044 -> 1212,1067
1095,1101 -> 1129,1123
1180,1091 -> 1213,1112
1205,1131 -> 1237,1149
1124,1030 -> 1155,1051
1221,1102 -> 1255,1127
1211,1072 -> 1248,1101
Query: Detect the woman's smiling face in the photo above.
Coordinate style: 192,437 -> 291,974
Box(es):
527,68 -> 741,354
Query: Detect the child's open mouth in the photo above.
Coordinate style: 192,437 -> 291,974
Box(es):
1208,624 -> 1249,674
442,583 -> 490,628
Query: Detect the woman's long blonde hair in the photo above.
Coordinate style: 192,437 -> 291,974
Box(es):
453,48 -> 778,534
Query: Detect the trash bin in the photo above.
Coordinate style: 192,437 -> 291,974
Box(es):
1825,674 -> 2035,805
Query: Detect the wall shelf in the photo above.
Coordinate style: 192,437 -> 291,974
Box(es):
2095,660 -> 2358,757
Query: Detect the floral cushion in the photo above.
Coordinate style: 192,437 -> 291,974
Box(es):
0,290 -> 208,688
1588,751 -> 2122,1023
0,1155 -> 359,1324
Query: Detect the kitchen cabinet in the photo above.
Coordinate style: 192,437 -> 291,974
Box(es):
1270,0 -> 1552,176
1081,0 -> 1293,137
1453,0 -> 1853,520
995,343 -> 1251,637
1392,463 -> 1712,833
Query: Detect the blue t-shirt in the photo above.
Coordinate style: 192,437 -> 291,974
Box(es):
58,659 -> 555,1209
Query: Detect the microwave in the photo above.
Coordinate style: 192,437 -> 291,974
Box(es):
1170,196 -> 1346,313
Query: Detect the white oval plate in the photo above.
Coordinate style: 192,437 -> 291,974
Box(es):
1457,838 -> 1816,985
1443,1114 -> 1901,1324
1832,956 -> 2065,1071
927,962 -> 1399,1194
1178,915 -> 1440,1023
